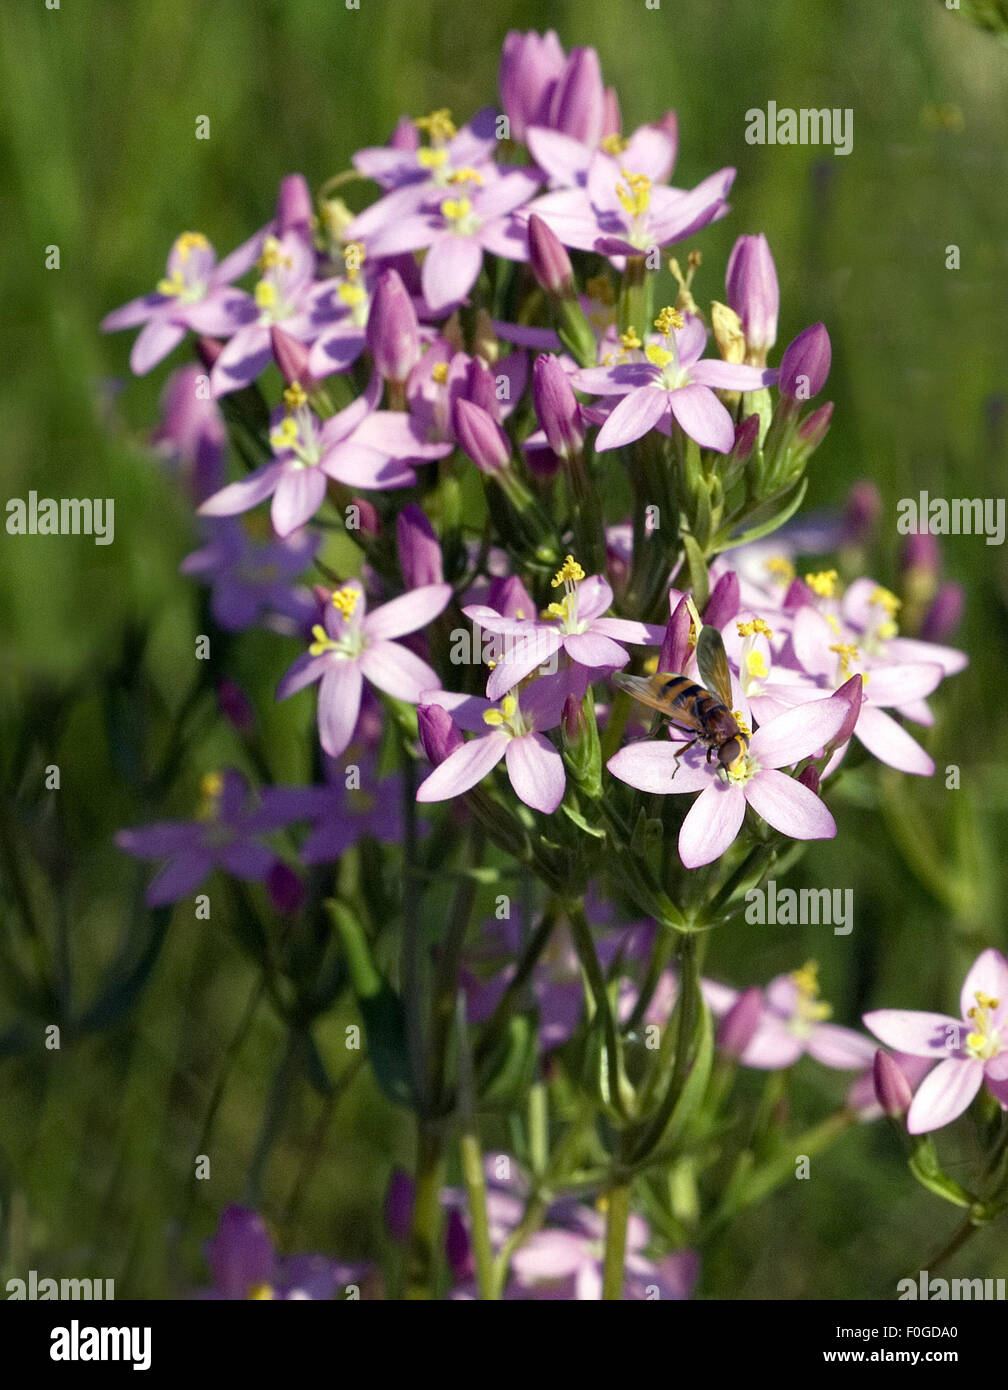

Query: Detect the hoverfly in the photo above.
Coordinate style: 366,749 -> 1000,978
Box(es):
612,625 -> 749,777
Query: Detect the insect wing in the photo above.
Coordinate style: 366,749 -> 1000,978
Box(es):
695,625 -> 734,708
611,672 -> 706,733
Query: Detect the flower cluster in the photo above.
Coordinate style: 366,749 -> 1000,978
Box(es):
103,29 -> 982,1301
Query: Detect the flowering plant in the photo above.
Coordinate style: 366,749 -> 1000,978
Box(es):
101,30 -> 995,1300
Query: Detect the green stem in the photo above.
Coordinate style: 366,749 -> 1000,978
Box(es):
601,1179 -> 632,1300
403,1121 -> 446,1299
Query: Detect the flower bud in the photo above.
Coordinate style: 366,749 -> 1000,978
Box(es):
921,582 -> 964,642
216,677 -> 256,735
266,862 -> 304,915
797,764 -> 821,796
271,326 -> 313,387
728,412 -> 760,465
839,479 -> 879,545
528,214 -> 574,298
717,987 -> 763,1058
899,529 -> 941,581
384,1169 -> 414,1242
196,335 -> 224,370
464,357 -> 498,418
873,1049 -> 913,1119
389,116 -> 419,151
275,174 -> 314,238
660,595 -> 691,674
499,29 -> 565,142
795,399 -> 834,452
561,692 -> 602,797
444,1207 -> 474,1284
703,571 -> 740,630
533,354 -> 584,460
417,704 -> 464,765
779,323 -> 831,400
549,47 -> 605,146
453,399 -> 511,475
154,365 -> 227,503
523,436 -> 562,479
397,504 -> 443,588
367,269 -> 421,384
347,499 -> 379,537
725,234 -> 779,357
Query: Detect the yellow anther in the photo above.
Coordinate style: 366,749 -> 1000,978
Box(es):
976,991 -> 1000,1011
283,382 -> 308,411
258,236 -> 293,272
737,618 -> 773,639
175,231 -> 210,261
254,280 -> 278,310
644,343 -> 675,370
732,712 -> 752,737
967,1031 -> 986,1052
483,708 -> 504,725
331,585 -> 361,620
200,771 -> 223,801
156,270 -> 186,297
514,608 -> 526,620
805,569 -> 839,598
600,134 -> 629,155
431,362 -> 449,384
308,624 -> 337,656
619,327 -> 642,350
448,168 -> 484,185
792,960 -> 820,996
766,556 -> 795,583
829,642 -> 860,679
654,306 -> 685,336
871,586 -> 901,616
552,555 -> 586,588
745,651 -> 768,680
616,170 -> 652,218
338,282 -> 367,306
586,275 -> 615,306
414,109 -> 457,142
247,1284 -> 274,1300
543,600 -> 569,621
501,695 -> 517,719
687,250 -> 702,271
440,197 -> 472,222
270,416 -> 300,451
417,147 -> 449,170
642,655 -> 659,675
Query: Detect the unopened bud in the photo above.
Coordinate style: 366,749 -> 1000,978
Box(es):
367,269 -> 421,384
453,399 -> 511,475
779,323 -> 831,400
417,704 -> 464,765
528,213 -> 574,298
533,354 -> 584,460
397,505 -> 443,588
873,1049 -> 913,1119
717,987 -> 763,1058
275,173 -> 314,237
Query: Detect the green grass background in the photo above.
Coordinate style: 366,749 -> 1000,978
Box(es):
0,0 -> 1006,1297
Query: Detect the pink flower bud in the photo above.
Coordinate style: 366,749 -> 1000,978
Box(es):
563,693 -> 584,743
389,116 -> 419,152
729,412 -> 760,463
797,764 -> 821,796
417,704 -> 464,765
779,323 -> 831,400
499,29 -> 566,142
873,1049 -> 913,1119
717,987 -> 763,1058
367,269 -> 421,384
549,47 -> 605,146
796,399 -> 834,451
533,354 -> 584,460
271,326 -> 313,387
196,336 -> 224,370
601,87 -> 621,139
275,174 -> 314,238
464,357 -> 498,418
839,479 -> 880,545
397,505 -> 443,588
444,1207 -> 474,1284
216,678 -> 255,735
921,583 -> 964,642
348,498 -> 380,537
527,214 -> 574,297
726,234 -> 779,354
266,862 -> 304,915
453,399 -> 510,474
899,529 -> 941,580
703,571 -> 740,630
659,595 -> 691,674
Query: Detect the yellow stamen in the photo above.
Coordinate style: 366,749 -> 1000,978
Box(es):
552,555 -> 586,588
338,282 -> 367,306
829,642 -> 860,679
732,712 -> 752,737
343,242 -> 366,277
156,270 -> 186,297
255,280 -> 278,311
175,231 -> 210,261
431,362 -> 449,384
414,109 -> 457,142
447,168 -> 484,185
619,327 -> 642,350
258,236 -> 293,272
200,771 -> 223,800
766,556 -> 795,583
805,569 -> 839,598
283,382 -> 308,411
331,585 -> 361,620
308,624 -> 337,656
600,134 -> 629,155
440,197 -> 472,222
642,655 -> 658,675
417,147 -> 448,170
247,1284 -> 274,1300
737,618 -> 773,639
654,306 -> 685,336
644,343 -> 674,370
616,169 -> 652,218
745,652 -> 768,680
790,960 -> 833,1022
270,416 -> 300,451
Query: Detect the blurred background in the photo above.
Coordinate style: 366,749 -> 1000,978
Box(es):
0,0 -> 1006,1297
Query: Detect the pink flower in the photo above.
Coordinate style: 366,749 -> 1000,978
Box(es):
864,949 -> 1008,1134
277,579 -> 451,757
711,964 -> 877,1071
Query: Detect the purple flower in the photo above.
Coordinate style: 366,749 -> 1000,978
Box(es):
778,322 -> 832,400
416,677 -> 568,814
533,353 -> 585,459
725,233 -> 779,360
180,518 -> 319,632
261,752 -> 404,864
152,365 -> 228,504
846,1051 -> 935,1122
199,1206 -> 366,1300
115,770 -> 284,906
864,949 -> 1008,1134
102,231 -> 258,375
277,579 -> 451,757
573,311 -> 774,454
607,688 -> 854,869
499,30 -> 567,142
366,268 -> 421,383
713,963 -> 878,1071
198,377 -> 417,537
526,153 -> 733,260
351,108 -> 499,198
359,168 -> 543,313
527,118 -> 678,195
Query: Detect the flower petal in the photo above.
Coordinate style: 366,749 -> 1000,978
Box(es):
668,384 -> 735,453
960,949 -> 1008,1029
316,661 -> 363,757
862,1009 -> 965,1058
749,696 -> 848,768
906,1057 -> 984,1135
363,584 -> 453,641
744,768 -> 836,841
807,1023 -> 878,1070
854,705 -> 934,775
505,732 -> 565,813
595,386 -> 668,452
416,732 -> 508,801
422,237 -> 484,313
678,781 -> 746,868
360,640 -> 439,703
606,741 -> 688,794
